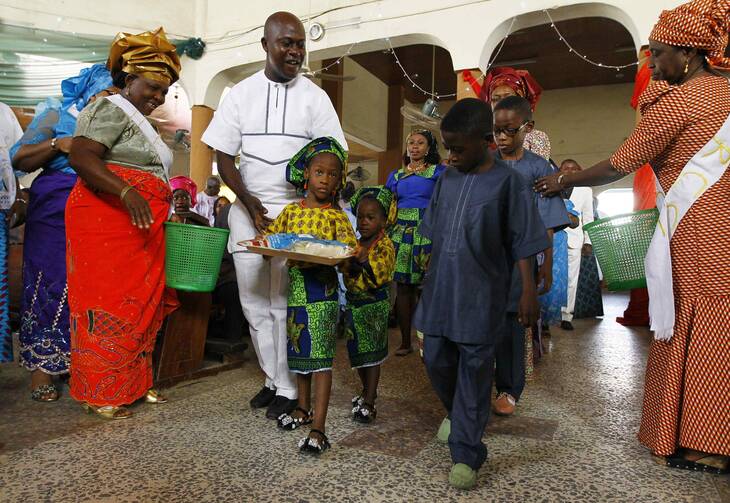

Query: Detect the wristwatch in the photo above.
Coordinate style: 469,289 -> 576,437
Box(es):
50,138 -> 58,151
557,173 -> 566,187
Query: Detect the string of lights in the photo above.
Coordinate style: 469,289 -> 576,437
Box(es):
543,9 -> 639,71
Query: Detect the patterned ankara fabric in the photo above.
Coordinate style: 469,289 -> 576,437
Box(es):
610,75 -> 730,456
266,202 -> 357,373
573,253 -> 604,319
350,185 -> 396,227
0,212 -> 8,363
523,129 -> 551,160
66,165 -> 178,406
344,235 -> 395,368
286,136 -> 348,193
649,0 -> 730,70
385,164 -> 446,285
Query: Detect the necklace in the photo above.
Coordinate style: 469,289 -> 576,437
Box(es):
406,160 -> 428,174
300,199 -> 332,210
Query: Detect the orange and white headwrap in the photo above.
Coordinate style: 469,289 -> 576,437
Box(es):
649,0 -> 730,70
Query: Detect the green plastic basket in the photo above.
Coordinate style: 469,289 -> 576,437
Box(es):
164,222 -> 230,292
583,208 -> 659,291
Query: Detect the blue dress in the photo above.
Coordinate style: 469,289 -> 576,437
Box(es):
539,199 -> 580,325
385,164 -> 446,285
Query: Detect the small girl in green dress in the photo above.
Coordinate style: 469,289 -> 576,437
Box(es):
343,186 -> 396,423
267,137 -> 356,455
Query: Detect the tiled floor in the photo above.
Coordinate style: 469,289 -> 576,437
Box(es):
1,293 -> 728,502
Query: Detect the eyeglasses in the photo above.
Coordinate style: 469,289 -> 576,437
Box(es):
493,121 -> 532,137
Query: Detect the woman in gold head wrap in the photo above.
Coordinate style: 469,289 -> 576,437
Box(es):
66,27 -> 181,420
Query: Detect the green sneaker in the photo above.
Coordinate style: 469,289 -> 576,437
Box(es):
449,463 -> 477,490
436,417 -> 450,443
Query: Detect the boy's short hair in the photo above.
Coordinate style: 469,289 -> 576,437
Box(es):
493,95 -> 533,121
440,98 -> 493,138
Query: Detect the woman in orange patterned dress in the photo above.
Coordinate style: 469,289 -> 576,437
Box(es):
537,0 -> 729,474
66,28 -> 181,420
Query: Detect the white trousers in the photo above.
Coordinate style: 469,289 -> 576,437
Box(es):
229,201 -> 296,399
562,247 -> 582,322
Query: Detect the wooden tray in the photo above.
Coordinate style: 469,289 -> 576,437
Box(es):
240,244 -> 353,266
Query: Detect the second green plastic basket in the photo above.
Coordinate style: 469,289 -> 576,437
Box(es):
583,208 -> 659,291
164,222 -> 230,292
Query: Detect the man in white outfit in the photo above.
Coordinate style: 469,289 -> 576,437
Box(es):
201,12 -> 347,419
560,159 -> 594,330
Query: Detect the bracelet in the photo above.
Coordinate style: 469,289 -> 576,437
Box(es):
557,173 -> 566,188
50,138 -> 58,151
119,185 -> 134,201
14,198 -> 26,205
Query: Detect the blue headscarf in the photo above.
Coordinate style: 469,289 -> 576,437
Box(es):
10,64 -> 113,175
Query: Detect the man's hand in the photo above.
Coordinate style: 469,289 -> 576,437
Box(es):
537,264 -> 553,295
582,243 -> 593,256
241,193 -> 273,234
55,137 -> 73,154
518,283 -> 539,328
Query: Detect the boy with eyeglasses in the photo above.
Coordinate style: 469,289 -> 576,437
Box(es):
491,95 -> 570,417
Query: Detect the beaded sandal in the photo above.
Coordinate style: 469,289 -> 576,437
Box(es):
353,402 -> 377,424
298,429 -> 331,455
277,407 -> 313,430
31,384 -> 59,402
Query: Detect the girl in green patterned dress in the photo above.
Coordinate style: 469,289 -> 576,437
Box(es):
267,137 -> 356,454
343,186 -> 396,423
385,130 -> 446,355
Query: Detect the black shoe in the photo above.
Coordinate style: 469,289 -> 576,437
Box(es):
560,321 -> 574,331
249,386 -> 276,409
266,396 -> 298,420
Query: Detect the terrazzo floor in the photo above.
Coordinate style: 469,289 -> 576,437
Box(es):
1,293 -> 728,502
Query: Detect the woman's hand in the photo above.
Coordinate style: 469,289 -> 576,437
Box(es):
7,199 -> 26,228
241,193 -> 273,234
122,188 -> 154,230
534,173 -> 564,197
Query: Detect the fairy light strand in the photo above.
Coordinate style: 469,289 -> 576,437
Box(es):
386,37 -> 457,99
544,9 -> 638,70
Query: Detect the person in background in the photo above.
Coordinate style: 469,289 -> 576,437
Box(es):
491,96 -> 569,417
560,159 -> 603,325
342,185 -> 396,424
539,197 -> 580,335
481,66 -> 551,159
0,101 -> 23,364
211,195 -> 247,345
10,65 -> 115,401
170,175 -> 209,226
213,195 -> 231,219
194,175 -> 222,225
66,27 -> 181,420
385,129 -> 445,356
415,98 -> 548,489
536,0 -> 730,473
202,11 -> 347,420
339,180 -> 357,231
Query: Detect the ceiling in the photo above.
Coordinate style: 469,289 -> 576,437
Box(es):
350,17 -> 638,103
